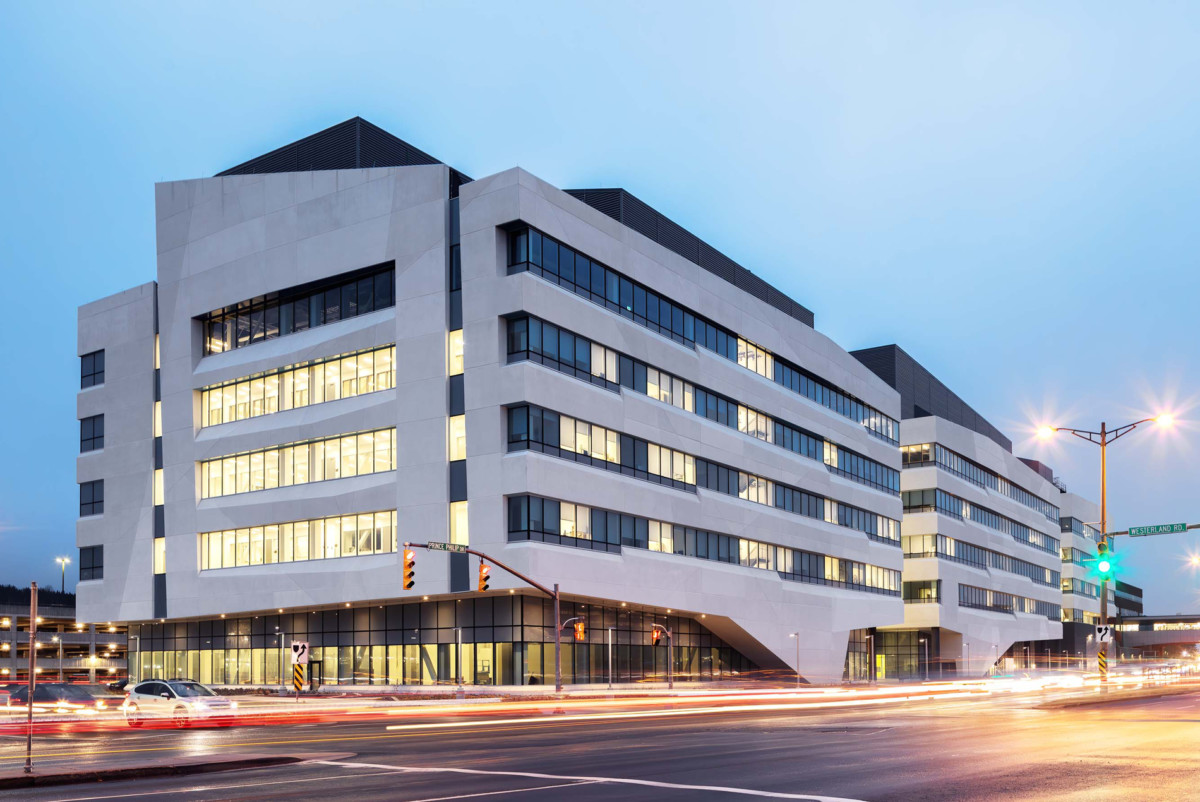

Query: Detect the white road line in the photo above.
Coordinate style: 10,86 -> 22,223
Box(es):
41,768 -> 399,801
396,780 -> 598,801
314,759 -> 866,801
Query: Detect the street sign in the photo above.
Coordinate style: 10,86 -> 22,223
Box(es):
293,664 -> 304,693
291,641 -> 309,665
427,542 -> 469,553
1095,625 -> 1113,644
1129,522 -> 1187,538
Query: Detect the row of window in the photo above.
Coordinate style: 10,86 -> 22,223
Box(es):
508,404 -> 900,544
1062,608 -> 1101,624
81,350 -> 104,388
1061,517 -> 1102,542
902,488 -> 1060,555
200,345 -> 396,427
507,316 -> 899,494
1061,546 -> 1093,566
507,226 -> 898,443
80,414 -> 104,453
200,264 -> 395,355
900,443 -> 1059,523
957,584 -> 1061,620
1062,577 -> 1100,598
507,495 -> 900,594
79,545 -> 104,581
199,429 -> 396,499
200,511 -> 398,570
903,580 -> 941,603
901,534 -> 1061,587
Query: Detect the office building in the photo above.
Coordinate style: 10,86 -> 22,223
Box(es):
77,118 -> 905,686
851,346 -> 1066,678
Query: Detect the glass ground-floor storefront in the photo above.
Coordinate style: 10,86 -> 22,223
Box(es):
128,594 -> 756,686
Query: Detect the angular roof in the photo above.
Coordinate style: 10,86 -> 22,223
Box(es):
216,117 -> 472,195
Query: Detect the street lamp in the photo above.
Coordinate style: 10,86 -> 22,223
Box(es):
52,636 -> 62,682
1038,414 -> 1173,683
788,632 -> 801,688
918,636 -> 929,682
55,557 -> 70,594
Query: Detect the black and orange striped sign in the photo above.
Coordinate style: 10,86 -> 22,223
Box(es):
293,663 -> 304,692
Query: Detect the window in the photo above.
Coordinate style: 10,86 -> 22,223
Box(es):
200,428 -> 396,499
81,350 -> 104,388
505,315 -> 897,495
153,469 -> 164,506
448,330 -> 464,376
80,415 -> 104,452
199,511 -> 396,570
199,264 -> 395,355
508,226 -> 898,443
506,494 -> 901,594
79,546 -> 104,581
449,501 -> 469,545
200,345 -> 397,427
448,415 -> 466,461
79,480 -> 104,517
153,538 -> 165,575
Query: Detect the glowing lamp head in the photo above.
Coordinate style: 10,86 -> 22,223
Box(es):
1036,426 -> 1056,440
1156,413 -> 1175,427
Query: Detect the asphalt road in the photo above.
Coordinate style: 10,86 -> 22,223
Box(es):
1,690 -> 1198,801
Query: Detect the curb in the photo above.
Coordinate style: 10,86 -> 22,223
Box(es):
0,755 -> 303,790
1037,686 -> 1199,710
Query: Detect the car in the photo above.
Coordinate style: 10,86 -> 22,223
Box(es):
6,683 -> 107,714
107,678 -> 130,693
122,679 -> 237,727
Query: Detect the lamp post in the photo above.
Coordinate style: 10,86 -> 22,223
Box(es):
788,632 -> 801,688
607,627 -> 614,691
52,636 -> 61,682
55,557 -> 70,594
919,636 -> 929,682
1038,414 -> 1173,685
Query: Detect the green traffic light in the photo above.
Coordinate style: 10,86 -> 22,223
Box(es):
1097,559 -> 1111,574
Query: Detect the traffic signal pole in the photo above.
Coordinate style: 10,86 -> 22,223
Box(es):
405,542 -> 566,692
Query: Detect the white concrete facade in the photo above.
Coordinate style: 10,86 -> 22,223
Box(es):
890,417 -> 1065,677
77,157 -> 906,684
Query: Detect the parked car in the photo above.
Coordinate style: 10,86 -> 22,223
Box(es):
6,683 -> 107,714
107,678 -> 130,693
123,679 -> 237,727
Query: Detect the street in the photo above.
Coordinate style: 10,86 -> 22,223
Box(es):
1,687 -> 1197,801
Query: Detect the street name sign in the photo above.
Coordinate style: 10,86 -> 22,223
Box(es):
291,641 -> 309,665
1128,523 -> 1187,538
1095,625 -> 1113,644
427,542 -> 469,553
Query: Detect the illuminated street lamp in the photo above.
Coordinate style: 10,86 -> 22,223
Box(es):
55,557 -> 70,594
1037,414 -> 1174,683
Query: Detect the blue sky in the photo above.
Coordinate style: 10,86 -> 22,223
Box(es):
1,2 -> 1198,612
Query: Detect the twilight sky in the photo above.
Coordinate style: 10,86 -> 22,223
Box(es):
1,2 -> 1197,612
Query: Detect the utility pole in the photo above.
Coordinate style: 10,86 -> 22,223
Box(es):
25,582 -> 37,775
1038,415 -> 1172,685
607,627 -> 613,690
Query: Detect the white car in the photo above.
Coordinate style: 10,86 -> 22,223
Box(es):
123,679 -> 237,727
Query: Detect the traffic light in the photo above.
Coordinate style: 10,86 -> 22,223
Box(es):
573,621 -> 586,641
477,561 -> 490,592
1094,542 -> 1116,581
403,549 -> 416,589
652,628 -> 662,644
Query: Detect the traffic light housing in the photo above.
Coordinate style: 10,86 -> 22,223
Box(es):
652,628 -> 662,644
477,561 -> 490,592
1094,541 -> 1116,581
573,621 -> 586,641
403,549 -> 416,589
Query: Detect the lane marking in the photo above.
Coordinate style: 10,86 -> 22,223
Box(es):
316,759 -> 866,801
390,781 -> 597,801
